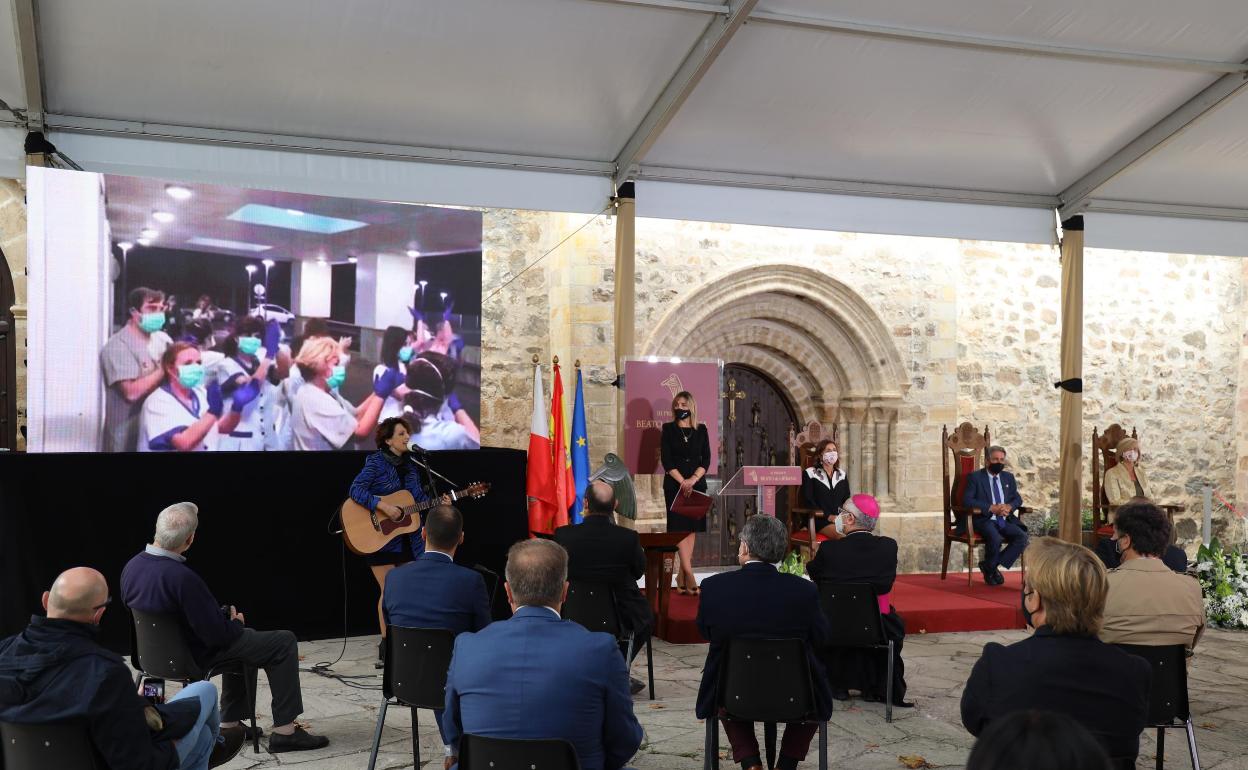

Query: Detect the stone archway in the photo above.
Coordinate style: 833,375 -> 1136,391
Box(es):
644,264 -> 908,500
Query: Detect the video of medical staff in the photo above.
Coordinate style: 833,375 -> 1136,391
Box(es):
25,167 -> 483,453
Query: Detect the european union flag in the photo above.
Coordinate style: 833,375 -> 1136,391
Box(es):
570,367 -> 590,524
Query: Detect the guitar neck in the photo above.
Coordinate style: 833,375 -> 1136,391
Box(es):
401,487 -> 469,516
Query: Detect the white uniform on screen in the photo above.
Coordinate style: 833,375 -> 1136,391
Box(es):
138,384 -> 220,452
290,383 -> 360,451
408,412 -> 478,451
216,356 -> 273,452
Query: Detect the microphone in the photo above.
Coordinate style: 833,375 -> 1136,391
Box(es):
407,439 -> 430,456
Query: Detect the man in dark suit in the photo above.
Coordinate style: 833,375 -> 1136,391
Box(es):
384,504 -> 491,747
444,539 -> 642,770
962,537 -> 1150,762
962,444 -> 1029,585
555,480 -> 652,695
384,504 -> 491,635
698,515 -> 832,770
806,493 -> 910,706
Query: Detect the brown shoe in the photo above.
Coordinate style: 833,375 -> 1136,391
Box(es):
268,726 -> 330,753
209,725 -> 246,768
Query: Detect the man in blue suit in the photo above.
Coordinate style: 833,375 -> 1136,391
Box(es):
444,538 -> 643,770
962,444 -> 1029,585
383,504 -> 491,744
697,515 -> 832,770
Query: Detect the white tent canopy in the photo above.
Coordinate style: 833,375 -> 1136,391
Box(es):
3,0 -> 1248,251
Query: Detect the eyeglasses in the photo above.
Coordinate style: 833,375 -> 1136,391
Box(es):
92,596 -> 112,611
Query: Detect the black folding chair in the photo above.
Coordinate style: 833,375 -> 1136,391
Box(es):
816,581 -> 897,723
0,721 -> 101,770
562,581 -> 655,699
367,626 -> 456,770
704,637 -> 828,770
459,733 -> 581,769
1116,643 -> 1201,770
128,609 -> 260,754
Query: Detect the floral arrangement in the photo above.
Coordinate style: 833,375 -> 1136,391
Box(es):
779,548 -> 807,578
1195,538 -> 1248,629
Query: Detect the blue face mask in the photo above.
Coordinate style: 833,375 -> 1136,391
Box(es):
326,364 -> 347,390
398,346 -> 414,363
138,311 -> 166,334
177,363 -> 205,389
238,336 -> 262,356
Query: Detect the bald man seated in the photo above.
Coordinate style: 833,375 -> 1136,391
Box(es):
0,567 -> 233,770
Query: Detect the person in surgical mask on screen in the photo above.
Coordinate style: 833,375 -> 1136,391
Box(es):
99,286 -> 170,452
373,326 -> 412,423
216,317 -> 283,451
138,342 -> 242,452
269,318 -> 349,450
1102,437 -> 1153,506
289,337 -> 393,451
801,438 -> 851,540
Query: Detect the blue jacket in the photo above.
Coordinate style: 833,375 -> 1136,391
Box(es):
0,617 -> 179,770
383,552 -> 491,635
444,606 -> 643,770
350,450 -> 429,558
696,562 -> 833,720
962,468 -> 1024,519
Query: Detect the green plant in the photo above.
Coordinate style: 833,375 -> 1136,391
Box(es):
779,548 -> 806,577
1195,538 -> 1248,629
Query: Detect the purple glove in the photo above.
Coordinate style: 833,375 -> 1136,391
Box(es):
206,380 -> 224,417
230,379 -> 261,413
448,391 -> 463,413
263,320 -> 282,359
408,306 -> 424,325
373,366 -> 405,398
442,298 -> 455,322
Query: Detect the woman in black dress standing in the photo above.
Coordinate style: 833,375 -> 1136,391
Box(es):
801,437 -> 851,539
661,390 -> 711,595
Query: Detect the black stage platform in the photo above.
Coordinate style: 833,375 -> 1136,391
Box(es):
0,448 -> 528,653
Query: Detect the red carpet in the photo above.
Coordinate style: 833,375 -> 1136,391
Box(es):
656,572 -> 1025,644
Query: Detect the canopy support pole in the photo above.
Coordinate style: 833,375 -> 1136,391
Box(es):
613,182 -> 636,456
1057,216 -> 1085,544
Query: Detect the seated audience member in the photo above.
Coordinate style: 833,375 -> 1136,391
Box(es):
806,494 -> 910,707
1099,500 -> 1205,651
698,515 -> 832,770
961,537 -> 1150,762
555,480 -> 653,695
966,710 -> 1111,770
120,502 -> 329,752
444,539 -> 642,770
0,567 -> 233,770
1103,437 -> 1151,505
800,438 -> 850,539
962,445 -> 1029,585
1095,496 -> 1189,573
384,504 -> 491,744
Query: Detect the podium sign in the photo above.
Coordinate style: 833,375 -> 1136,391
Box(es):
720,465 -> 802,516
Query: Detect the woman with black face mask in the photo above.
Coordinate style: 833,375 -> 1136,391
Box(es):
660,390 -> 710,595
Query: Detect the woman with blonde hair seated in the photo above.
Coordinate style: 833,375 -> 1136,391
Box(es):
961,537 -> 1150,764
1103,437 -> 1150,505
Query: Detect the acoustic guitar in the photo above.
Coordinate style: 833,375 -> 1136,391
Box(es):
340,482 -> 490,555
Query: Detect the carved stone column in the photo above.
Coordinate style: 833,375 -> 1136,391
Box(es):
863,408 -> 877,496
873,407 -> 892,498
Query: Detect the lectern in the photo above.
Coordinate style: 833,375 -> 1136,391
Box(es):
719,465 -> 803,516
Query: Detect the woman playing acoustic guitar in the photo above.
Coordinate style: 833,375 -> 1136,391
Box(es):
349,416 -> 429,667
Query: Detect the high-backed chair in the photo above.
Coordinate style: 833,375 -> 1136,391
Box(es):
562,581 -> 655,700
1091,423 -> 1184,540
0,721 -> 102,770
367,626 -> 456,770
940,423 -> 1030,585
787,420 -> 837,557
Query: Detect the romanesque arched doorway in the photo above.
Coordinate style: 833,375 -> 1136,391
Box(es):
644,265 -> 909,561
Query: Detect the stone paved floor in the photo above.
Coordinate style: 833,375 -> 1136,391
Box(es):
185,628 -> 1248,769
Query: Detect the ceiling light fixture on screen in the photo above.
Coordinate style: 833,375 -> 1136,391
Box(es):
286,209 -> 304,216
185,236 -> 273,253
165,185 -> 192,200
137,238 -> 152,247
262,259 -> 276,268
117,241 -> 134,252
347,256 -> 358,264
406,249 -> 420,258
140,228 -> 158,239
152,210 -> 175,223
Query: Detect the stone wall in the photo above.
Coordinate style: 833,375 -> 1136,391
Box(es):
0,178 -> 26,450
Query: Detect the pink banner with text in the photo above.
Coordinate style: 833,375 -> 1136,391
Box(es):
623,358 -> 720,475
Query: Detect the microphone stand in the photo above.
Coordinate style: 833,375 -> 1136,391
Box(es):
407,452 -> 460,499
